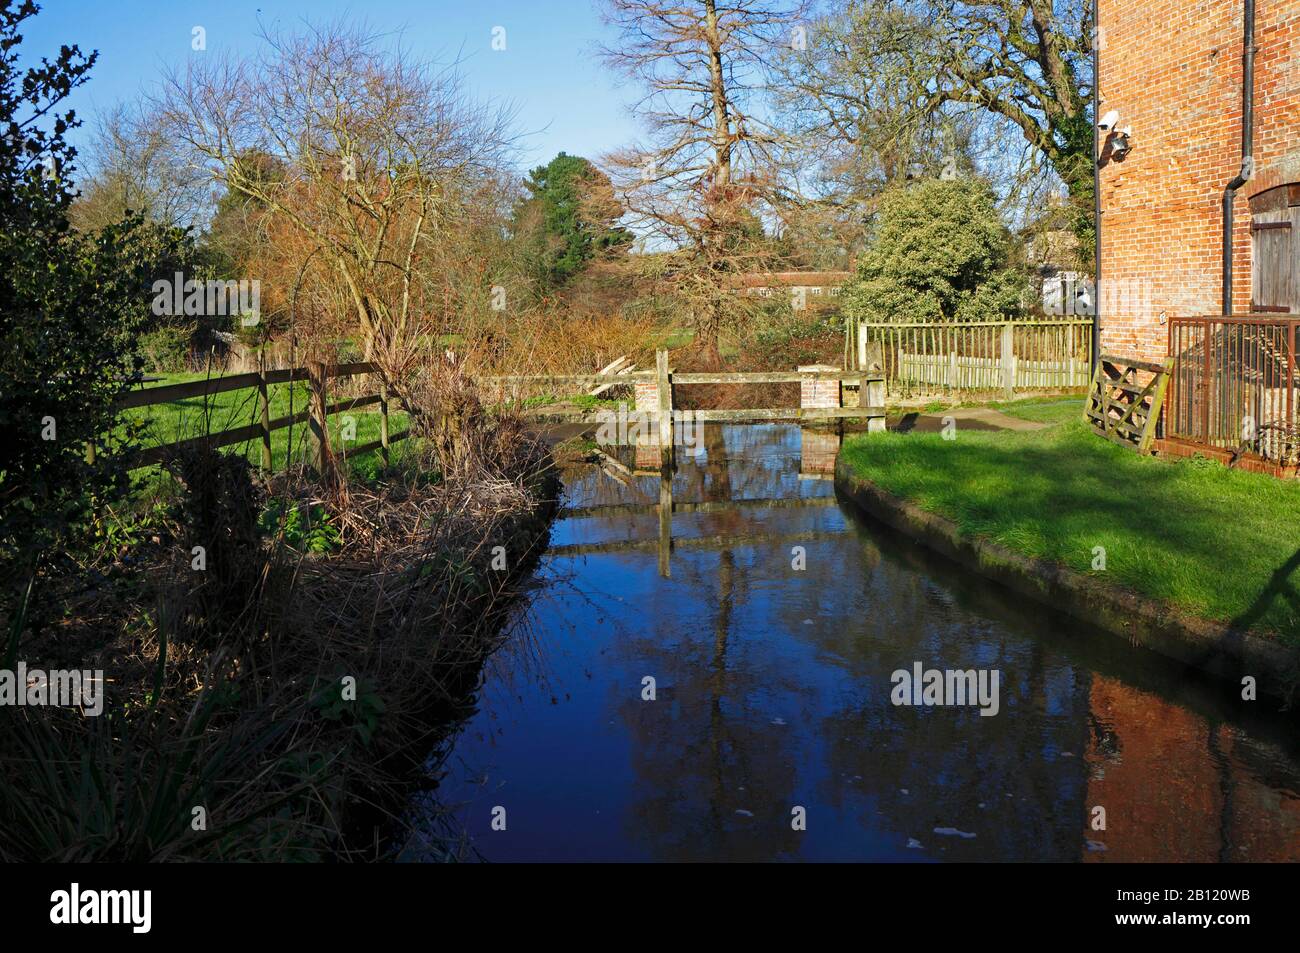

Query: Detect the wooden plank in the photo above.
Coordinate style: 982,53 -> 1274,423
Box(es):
131,422 -> 266,468
1099,353 -> 1170,374
672,371 -> 884,384
263,367 -> 312,385
521,406 -> 887,425
327,361 -> 377,378
690,407 -> 886,422
858,320 -> 1092,329
589,357 -> 633,397
348,430 -> 410,456
1139,362 -> 1173,452
487,370 -> 885,386
655,350 -> 673,466
863,341 -> 886,434
1082,360 -> 1105,423
267,407 -> 313,432
257,373 -> 272,470
483,371 -> 657,384
379,379 -> 390,467
323,393 -> 383,417
308,361 -> 331,474
116,371 -> 263,410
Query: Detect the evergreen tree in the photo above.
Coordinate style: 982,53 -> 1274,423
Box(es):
843,177 -> 1025,323
512,152 -> 629,290
0,0 -> 176,603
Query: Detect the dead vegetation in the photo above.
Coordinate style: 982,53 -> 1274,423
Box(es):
0,365 -> 557,861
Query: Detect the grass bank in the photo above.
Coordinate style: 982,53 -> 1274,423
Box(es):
839,411 -> 1300,643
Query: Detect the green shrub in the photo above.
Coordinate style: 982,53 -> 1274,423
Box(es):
843,177 -> 1026,323
0,5 -> 192,606
259,499 -> 342,555
139,324 -> 195,373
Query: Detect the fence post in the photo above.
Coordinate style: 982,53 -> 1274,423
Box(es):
862,341 -> 886,434
308,360 -> 332,476
656,349 -> 673,468
1000,322 -> 1015,399
658,467 -> 672,579
379,376 -> 390,469
257,370 -> 273,471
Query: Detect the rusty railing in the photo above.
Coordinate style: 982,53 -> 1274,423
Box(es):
1166,316 -> 1299,467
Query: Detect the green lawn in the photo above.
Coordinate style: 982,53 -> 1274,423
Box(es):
989,394 -> 1087,425
123,372 -> 411,475
840,419 -> 1300,640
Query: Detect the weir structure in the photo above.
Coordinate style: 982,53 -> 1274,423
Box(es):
484,348 -> 888,470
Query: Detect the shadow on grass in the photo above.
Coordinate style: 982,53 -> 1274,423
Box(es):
1229,547 -> 1300,635
842,424 -> 1300,637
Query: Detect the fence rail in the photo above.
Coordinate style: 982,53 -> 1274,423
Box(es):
482,350 -> 887,467
114,361 -> 408,471
848,318 -> 1093,398
1165,316 -> 1299,470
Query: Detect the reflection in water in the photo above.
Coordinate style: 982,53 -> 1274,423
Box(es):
404,424 -> 1300,862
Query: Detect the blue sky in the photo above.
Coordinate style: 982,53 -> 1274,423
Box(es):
26,0 -> 640,174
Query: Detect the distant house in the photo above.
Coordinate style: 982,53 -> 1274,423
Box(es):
1024,197 -> 1092,316
732,271 -> 853,311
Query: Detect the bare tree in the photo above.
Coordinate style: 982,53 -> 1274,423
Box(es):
156,21 -> 518,365
778,4 -> 954,187
70,103 -> 210,232
778,0 -> 1094,265
599,0 -> 811,366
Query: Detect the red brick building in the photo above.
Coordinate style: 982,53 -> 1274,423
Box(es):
1097,0 -> 1300,361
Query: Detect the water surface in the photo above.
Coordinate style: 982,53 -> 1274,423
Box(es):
405,424 -> 1300,862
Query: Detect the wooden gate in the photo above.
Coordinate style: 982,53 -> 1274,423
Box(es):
1083,354 -> 1171,453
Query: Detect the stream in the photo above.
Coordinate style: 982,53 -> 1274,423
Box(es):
402,423 -> 1300,862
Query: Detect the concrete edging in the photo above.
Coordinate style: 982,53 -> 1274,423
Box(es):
834,459 -> 1299,700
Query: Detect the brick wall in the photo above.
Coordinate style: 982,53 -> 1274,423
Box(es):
798,364 -> 842,409
634,380 -> 658,412
1098,0 -> 1300,361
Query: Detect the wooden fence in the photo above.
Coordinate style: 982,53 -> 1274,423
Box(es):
114,362 -> 408,471
484,349 -> 886,467
848,318 -> 1093,398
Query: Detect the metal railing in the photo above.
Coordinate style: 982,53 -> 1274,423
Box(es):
1166,316 -> 1299,467
848,318 -> 1093,398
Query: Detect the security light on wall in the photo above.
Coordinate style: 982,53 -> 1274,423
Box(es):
1111,126 -> 1133,159
1098,109 -> 1121,131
